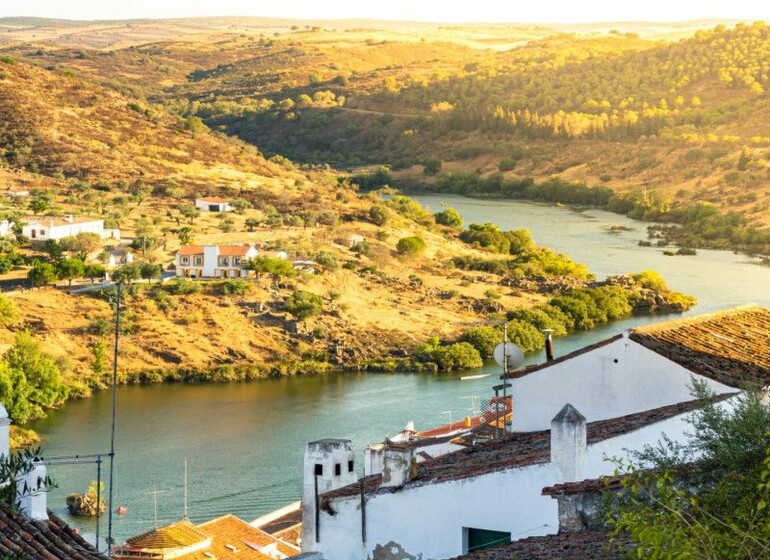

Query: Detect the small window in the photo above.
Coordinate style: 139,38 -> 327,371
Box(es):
194,257 -> 203,266
314,464 -> 323,476
40,230 -> 46,236
348,460 -> 354,473
220,257 -> 229,266
181,257 -> 189,265
233,257 -> 240,266
334,463 -> 341,476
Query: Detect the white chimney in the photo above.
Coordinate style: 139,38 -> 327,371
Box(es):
17,457 -> 49,521
380,446 -> 415,488
550,404 -> 587,482
301,439 -> 357,551
0,404 -> 9,459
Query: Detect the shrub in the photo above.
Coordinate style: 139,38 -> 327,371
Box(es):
217,279 -> 250,296
430,342 -> 483,370
396,236 -> 427,258
368,205 -> 390,226
285,290 -> 324,321
460,327 -> 500,359
434,207 -> 464,228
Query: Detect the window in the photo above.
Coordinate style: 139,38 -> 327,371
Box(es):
314,464 -> 323,476
233,257 -> 240,266
181,257 -> 189,265
463,528 -> 511,554
194,256 -> 203,266
40,230 -> 46,236
220,257 -> 229,266
334,463 -> 341,476
348,460 -> 354,473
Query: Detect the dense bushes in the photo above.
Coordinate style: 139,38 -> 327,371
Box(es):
459,223 -> 533,255
452,247 -> 591,280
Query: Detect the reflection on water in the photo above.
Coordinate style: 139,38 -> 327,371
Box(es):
31,195 -> 770,543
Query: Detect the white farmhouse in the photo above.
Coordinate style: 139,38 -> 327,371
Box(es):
175,244 -> 257,278
195,197 -> 233,212
22,215 -> 119,241
296,305 -> 770,560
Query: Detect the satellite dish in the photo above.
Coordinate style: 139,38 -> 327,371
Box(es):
493,342 -> 524,371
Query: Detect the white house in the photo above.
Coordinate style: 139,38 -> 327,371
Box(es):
296,305 -> 770,560
0,220 -> 13,237
175,244 -> 257,278
195,197 -> 233,212
22,215 -> 120,241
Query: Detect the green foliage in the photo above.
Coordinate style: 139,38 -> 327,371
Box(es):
0,331 -> 69,424
83,263 -> 106,283
386,195 -> 434,225
0,295 -> 18,327
423,158 -> 442,175
459,223 -> 533,255
368,204 -> 390,226
459,327 -> 500,359
164,278 -> 201,295
396,235 -> 427,258
244,256 -> 296,278
608,383 -> 770,559
56,258 -> 85,286
315,251 -> 338,270
0,447 -> 56,508
434,207 -> 464,228
139,262 -> 162,282
216,278 -> 250,296
27,261 -> 57,287
285,290 -> 324,321
91,337 -> 107,376
429,342 -> 483,371
505,319 -> 546,352
111,262 -> 142,284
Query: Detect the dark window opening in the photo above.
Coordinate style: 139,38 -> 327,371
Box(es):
314,464 -> 323,476
334,463 -> 341,476
465,528 -> 511,554
348,460 -> 354,472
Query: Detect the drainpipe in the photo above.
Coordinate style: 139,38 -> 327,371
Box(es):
543,329 -> 554,362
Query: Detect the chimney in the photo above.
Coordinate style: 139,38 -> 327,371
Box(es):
0,404 -> 9,459
301,439 -> 356,551
17,457 -> 49,521
380,445 -> 415,488
543,329 -> 554,361
550,404 -> 586,482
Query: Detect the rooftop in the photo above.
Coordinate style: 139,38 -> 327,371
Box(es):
448,530 -> 631,560
0,504 -> 106,560
123,519 -> 209,550
629,305 -> 770,388
23,215 -> 103,227
177,244 -> 253,257
196,197 -> 229,203
322,395 -> 732,501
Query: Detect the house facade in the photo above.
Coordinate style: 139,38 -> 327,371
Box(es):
195,197 -> 233,212
296,305 -> 770,560
22,215 -> 120,241
175,244 -> 257,278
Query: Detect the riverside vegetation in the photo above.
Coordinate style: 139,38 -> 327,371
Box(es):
0,18 -> 712,438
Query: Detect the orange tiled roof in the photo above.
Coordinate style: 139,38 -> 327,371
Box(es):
217,245 -> 253,257
629,305 -> 770,387
124,520 -> 209,550
178,245 -> 205,256
273,524 -> 301,548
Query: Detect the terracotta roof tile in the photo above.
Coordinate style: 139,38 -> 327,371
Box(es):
254,508 -> 303,535
178,245 -> 205,256
0,505 -> 106,560
123,520 -> 208,549
217,245 -> 252,257
197,197 -> 229,204
629,305 -> 770,387
448,531 -> 631,560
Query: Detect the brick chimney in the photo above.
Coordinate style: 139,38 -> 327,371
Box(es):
550,404 -> 587,482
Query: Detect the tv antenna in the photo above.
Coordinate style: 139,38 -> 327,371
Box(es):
492,324 -> 524,436
183,458 -> 189,521
148,485 -> 165,529
461,395 -> 480,416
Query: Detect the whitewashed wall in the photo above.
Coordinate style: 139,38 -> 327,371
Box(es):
313,396 -> 739,560
511,335 -> 734,432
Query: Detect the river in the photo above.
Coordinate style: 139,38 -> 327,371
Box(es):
29,195 -> 770,545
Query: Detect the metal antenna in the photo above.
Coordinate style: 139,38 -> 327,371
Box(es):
149,485 -> 165,529
107,282 -> 121,554
441,410 -> 453,431
461,395 -> 480,415
183,458 -> 189,521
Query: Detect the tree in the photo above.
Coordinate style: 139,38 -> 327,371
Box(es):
245,218 -> 260,232
56,258 -> 85,287
59,233 -> 102,260
139,262 -> 162,283
0,330 -> 69,424
174,226 -> 194,245
396,236 -> 427,258
243,256 -> 296,284
230,198 -> 251,213
459,327 -> 500,359
368,205 -> 390,226
423,158 -> 442,176
83,263 -> 106,283
44,239 -> 63,262
179,205 -> 200,225
91,337 -> 107,377
435,207 -> 463,228
27,261 -> 57,287
0,295 -> 17,326
111,262 -> 141,284
608,382 -> 770,559
430,342 -> 483,371
285,290 -> 324,321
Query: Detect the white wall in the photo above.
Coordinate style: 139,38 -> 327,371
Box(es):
315,396 -> 740,560
511,335 -> 734,432
22,219 -> 105,241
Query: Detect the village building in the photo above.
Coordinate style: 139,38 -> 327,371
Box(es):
112,514 -> 300,560
195,197 -> 233,212
105,247 -> 134,268
0,405 -> 107,560
175,244 -> 257,278
0,220 -> 13,237
295,305 -> 770,560
21,215 -> 120,241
